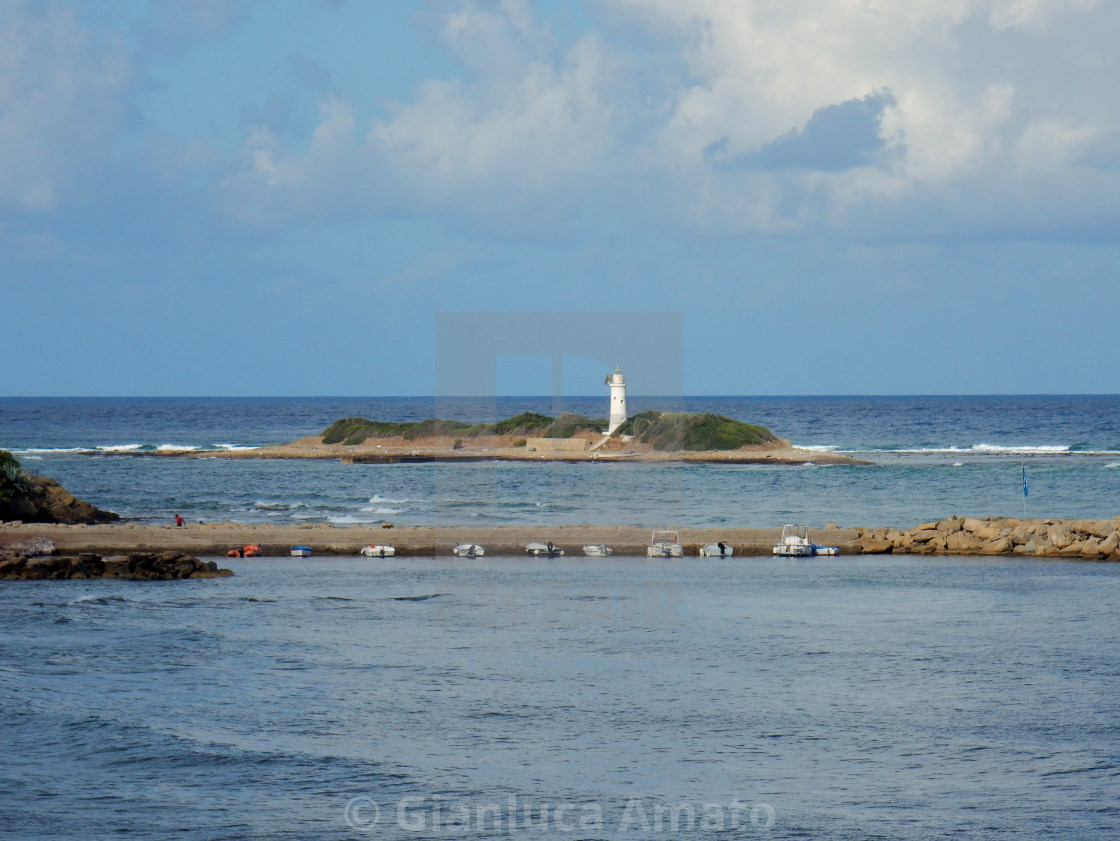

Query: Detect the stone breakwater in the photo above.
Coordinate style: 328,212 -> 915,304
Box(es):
3,519 -> 1120,560
852,516 -> 1120,560
0,545 -> 234,581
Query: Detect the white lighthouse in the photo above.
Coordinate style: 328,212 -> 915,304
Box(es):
605,365 -> 628,434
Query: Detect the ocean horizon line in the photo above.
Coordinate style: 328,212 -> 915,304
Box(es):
3,393 -> 1120,401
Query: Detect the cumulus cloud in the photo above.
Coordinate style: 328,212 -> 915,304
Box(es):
0,3 -> 130,212
225,1 -> 624,228
223,0 -> 1120,238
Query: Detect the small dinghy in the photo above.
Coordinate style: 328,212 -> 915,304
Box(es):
290,545 -> 312,558
360,544 -> 396,558
647,530 -> 683,558
452,543 -> 485,558
582,543 -> 613,557
525,542 -> 564,558
699,541 -> 734,557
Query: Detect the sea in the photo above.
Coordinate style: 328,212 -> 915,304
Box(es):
2,396 -> 1120,840
2,395 -> 1120,527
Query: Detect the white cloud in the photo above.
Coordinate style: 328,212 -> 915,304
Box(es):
224,0 -> 1120,239
0,3 -> 130,212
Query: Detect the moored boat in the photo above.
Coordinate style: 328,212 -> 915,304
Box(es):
360,544 -> 396,558
582,543 -> 613,557
699,541 -> 733,557
647,530 -> 683,558
773,525 -> 837,557
773,525 -> 812,557
290,545 -> 312,558
452,543 -> 485,558
525,541 -> 564,558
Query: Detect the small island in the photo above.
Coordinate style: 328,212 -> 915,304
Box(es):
205,410 -> 866,465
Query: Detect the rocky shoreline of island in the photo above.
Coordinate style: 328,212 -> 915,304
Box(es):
2,515 -> 1119,560
191,437 -> 865,465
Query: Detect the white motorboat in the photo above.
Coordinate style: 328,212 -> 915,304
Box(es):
360,544 -> 396,558
647,530 -> 683,558
699,541 -> 734,557
773,525 -> 812,556
452,543 -> 485,558
290,545 -> 312,558
582,543 -> 613,557
772,525 -> 839,557
525,542 -> 564,558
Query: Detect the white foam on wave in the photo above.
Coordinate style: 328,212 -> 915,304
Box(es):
368,494 -> 410,504
12,447 -> 90,454
155,444 -> 196,452
69,593 -> 129,606
360,506 -> 403,515
254,500 -> 305,511
97,444 -> 145,453
873,444 -> 1073,455
793,444 -> 840,452
213,443 -> 259,451
1106,462 -> 1120,469
329,513 -> 388,525
952,462 -> 964,467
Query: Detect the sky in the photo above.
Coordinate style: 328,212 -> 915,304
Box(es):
1,0 -> 1118,396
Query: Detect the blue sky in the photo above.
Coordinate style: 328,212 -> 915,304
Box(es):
2,0 -> 1118,396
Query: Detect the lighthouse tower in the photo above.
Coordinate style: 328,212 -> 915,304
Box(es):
605,365 -> 628,434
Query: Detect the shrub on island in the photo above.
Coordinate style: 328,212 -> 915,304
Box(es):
320,412 -> 607,446
612,411 -> 778,450
0,449 -> 26,505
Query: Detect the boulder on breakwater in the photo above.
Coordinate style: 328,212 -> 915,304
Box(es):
852,516 -> 1120,560
0,548 -> 233,581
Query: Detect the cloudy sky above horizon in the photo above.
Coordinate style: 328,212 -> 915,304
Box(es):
2,0 -> 1118,395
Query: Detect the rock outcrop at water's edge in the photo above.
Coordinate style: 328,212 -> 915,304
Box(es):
0,548 -> 233,580
852,516 -> 1120,559
0,474 -> 120,525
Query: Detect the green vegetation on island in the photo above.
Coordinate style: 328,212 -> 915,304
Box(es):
612,411 -> 779,451
0,449 -> 27,505
319,411 -> 780,451
321,412 -> 607,446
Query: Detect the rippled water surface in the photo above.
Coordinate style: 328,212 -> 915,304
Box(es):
2,556 -> 1119,840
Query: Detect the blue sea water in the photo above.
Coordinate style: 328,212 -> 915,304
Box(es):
3,397 -> 1120,840
1,556 -> 1119,840
1,395 -> 1119,526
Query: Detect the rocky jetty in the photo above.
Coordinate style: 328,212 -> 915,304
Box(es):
852,516 -> 1120,559
0,546 -> 233,581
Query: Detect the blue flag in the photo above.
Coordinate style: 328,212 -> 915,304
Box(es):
1022,464 -> 1029,498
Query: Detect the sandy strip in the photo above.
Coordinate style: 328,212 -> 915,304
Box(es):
187,436 -> 867,466
0,522 -> 862,557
